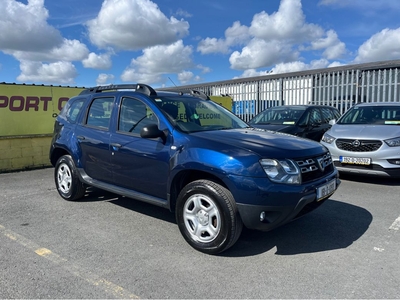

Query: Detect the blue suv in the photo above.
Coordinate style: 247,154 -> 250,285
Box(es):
49,84 -> 340,254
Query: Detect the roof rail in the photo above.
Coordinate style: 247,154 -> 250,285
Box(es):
79,83 -> 157,96
189,89 -> 210,100
159,88 -> 210,100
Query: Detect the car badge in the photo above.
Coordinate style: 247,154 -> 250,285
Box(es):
317,157 -> 328,172
352,140 -> 361,147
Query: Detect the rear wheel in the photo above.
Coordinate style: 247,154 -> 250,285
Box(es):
176,179 -> 243,254
54,155 -> 86,201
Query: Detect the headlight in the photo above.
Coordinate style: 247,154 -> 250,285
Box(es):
321,133 -> 335,144
260,159 -> 301,184
384,137 -> 400,147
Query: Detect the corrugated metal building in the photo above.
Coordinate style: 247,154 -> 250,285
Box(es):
161,59 -> 400,122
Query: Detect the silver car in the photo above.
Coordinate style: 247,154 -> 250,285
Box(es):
321,102 -> 400,178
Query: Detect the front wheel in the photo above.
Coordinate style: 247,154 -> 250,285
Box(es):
54,155 -> 86,201
176,180 -> 243,254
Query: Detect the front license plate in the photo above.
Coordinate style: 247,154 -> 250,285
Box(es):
316,179 -> 336,201
339,156 -> 371,165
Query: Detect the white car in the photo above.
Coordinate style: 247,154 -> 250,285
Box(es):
321,102 -> 400,178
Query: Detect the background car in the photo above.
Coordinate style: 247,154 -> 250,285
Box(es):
321,102 -> 400,178
249,105 -> 341,141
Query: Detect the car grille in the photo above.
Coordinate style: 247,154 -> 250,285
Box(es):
335,139 -> 382,152
295,152 -> 334,183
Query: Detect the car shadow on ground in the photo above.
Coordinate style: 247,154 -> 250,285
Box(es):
224,198 -> 372,257
78,188 -> 372,258
79,187 -> 177,224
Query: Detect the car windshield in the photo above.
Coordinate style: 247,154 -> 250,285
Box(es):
249,107 -> 306,126
154,96 -> 250,133
338,105 -> 400,125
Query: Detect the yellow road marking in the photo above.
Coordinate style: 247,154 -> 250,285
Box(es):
0,224 -> 139,299
35,247 -> 52,256
389,216 -> 400,231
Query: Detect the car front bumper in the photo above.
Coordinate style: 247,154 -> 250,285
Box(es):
333,161 -> 400,178
321,141 -> 400,178
227,170 -> 340,231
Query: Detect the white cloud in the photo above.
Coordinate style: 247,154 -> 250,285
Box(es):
328,61 -> 345,67
199,0 -> 347,74
0,0 -> 62,52
269,59 -> 331,74
121,40 -> 193,84
234,69 -> 271,79
197,21 -> 250,54
197,37 -> 230,55
96,73 -> 115,86
0,0 -> 89,83
249,0 -> 323,43
120,69 -> 163,85
322,42 -> 346,60
197,64 -> 211,74
8,39 -> 89,62
87,0 -> 189,50
175,9 -> 192,18
17,61 -> 78,84
83,52 -> 112,69
310,30 -> 346,60
354,28 -> 400,63
271,61 -> 310,74
229,39 -> 298,70
178,71 -> 194,84
237,58 -> 333,78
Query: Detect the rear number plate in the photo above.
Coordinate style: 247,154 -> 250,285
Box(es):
340,156 -> 371,165
317,179 -> 336,201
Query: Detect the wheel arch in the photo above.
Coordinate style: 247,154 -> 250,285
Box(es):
50,147 -> 71,166
169,169 -> 228,212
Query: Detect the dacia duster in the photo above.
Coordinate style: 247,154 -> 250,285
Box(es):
49,84 -> 340,254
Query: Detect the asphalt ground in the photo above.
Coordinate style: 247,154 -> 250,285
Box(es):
0,168 -> 399,299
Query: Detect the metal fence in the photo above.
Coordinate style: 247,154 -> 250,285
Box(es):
162,60 -> 400,122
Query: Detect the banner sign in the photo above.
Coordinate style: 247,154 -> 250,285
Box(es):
0,84 -> 233,136
0,84 -> 84,136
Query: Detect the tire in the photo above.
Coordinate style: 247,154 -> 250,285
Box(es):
176,179 -> 243,255
54,155 -> 86,201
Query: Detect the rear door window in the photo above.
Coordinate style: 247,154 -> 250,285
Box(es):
309,108 -> 322,125
86,97 -> 114,129
66,98 -> 85,123
321,107 -> 334,124
60,98 -> 85,123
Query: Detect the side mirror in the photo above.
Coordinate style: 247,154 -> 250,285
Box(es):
140,124 -> 164,140
329,119 -> 336,126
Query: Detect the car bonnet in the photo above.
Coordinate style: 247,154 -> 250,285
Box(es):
329,124 -> 400,140
190,128 -> 326,158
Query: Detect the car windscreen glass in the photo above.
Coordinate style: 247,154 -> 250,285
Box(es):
154,96 -> 250,133
338,106 -> 400,125
249,107 -> 306,125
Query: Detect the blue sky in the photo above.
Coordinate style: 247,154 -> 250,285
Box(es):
1,0 -> 400,88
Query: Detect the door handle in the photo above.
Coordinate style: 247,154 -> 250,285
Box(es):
110,143 -> 122,149
77,135 -> 85,140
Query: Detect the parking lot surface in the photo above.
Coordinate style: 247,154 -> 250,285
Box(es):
1,168 -> 399,299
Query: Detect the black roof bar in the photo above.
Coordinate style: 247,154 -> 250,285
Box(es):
79,83 -> 157,96
189,89 -> 210,100
159,88 -> 210,100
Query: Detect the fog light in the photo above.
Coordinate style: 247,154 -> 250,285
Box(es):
260,211 -> 266,222
388,159 -> 400,165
